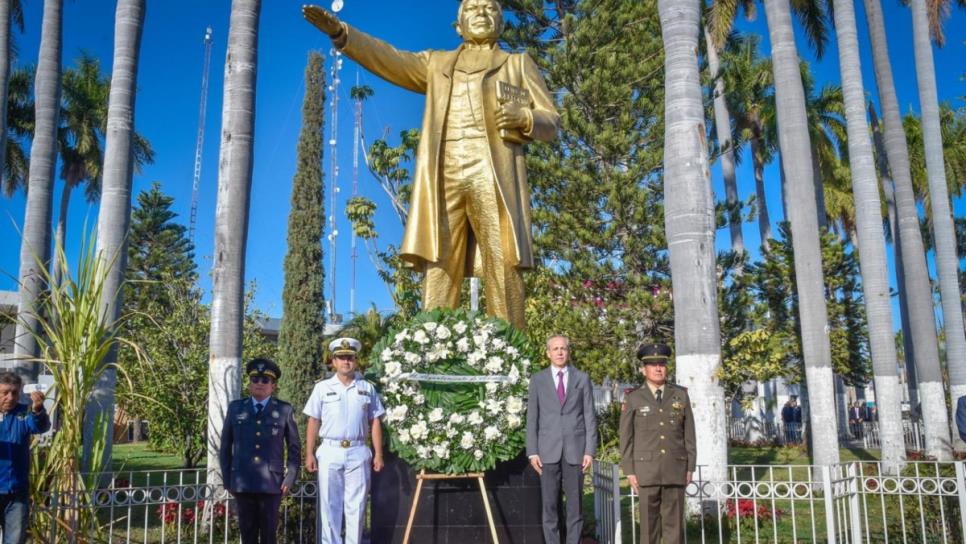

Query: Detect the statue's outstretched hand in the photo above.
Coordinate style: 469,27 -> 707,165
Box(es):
302,5 -> 342,37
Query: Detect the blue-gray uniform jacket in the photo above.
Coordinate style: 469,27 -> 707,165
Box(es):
219,397 -> 301,494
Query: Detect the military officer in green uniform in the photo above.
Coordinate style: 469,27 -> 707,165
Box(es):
619,343 -> 696,544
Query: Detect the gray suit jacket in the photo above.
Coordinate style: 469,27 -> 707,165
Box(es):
526,366 -> 598,465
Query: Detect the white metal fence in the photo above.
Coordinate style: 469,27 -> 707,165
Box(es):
592,459 -> 966,543
27,469 -> 320,543
727,417 -> 926,452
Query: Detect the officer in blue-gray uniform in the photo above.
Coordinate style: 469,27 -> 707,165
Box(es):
304,337 -> 385,544
219,358 -> 301,544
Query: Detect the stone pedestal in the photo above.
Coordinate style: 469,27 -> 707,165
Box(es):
370,451 -> 545,543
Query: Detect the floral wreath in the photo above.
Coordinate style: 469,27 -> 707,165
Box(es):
368,308 -> 535,474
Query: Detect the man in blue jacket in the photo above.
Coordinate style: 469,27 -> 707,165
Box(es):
219,359 -> 301,544
0,371 -> 50,544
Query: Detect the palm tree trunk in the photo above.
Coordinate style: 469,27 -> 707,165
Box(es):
909,0 -> 966,451
831,0 -> 905,471
871,103 -> 920,420
657,0 -> 727,488
0,0 -> 12,187
12,0 -> 62,381
863,0 -> 951,459
751,129 -> 772,251
811,142 -> 827,230
207,0 -> 262,489
52,181 -> 71,289
86,0 -> 146,474
704,27 -> 743,255
762,0 -> 839,466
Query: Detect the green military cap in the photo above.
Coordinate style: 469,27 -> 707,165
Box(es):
636,343 -> 671,365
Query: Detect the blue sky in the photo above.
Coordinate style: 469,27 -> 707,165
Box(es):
0,0 -> 962,325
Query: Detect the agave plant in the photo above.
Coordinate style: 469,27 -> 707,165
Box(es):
13,231 -> 136,541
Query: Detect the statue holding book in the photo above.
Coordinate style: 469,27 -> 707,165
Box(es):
304,0 -> 560,330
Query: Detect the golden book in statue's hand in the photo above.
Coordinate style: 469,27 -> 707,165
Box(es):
497,81 -> 531,144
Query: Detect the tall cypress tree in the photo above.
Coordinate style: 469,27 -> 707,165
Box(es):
278,51 -> 326,424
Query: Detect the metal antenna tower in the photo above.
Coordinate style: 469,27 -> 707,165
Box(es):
326,48 -> 344,324
350,72 -> 361,317
188,26 -> 214,243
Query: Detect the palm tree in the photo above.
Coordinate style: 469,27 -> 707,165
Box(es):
0,0 -> 24,188
703,0 -> 750,255
12,0 -> 62,381
863,0 -> 952,459
52,55 -> 154,288
908,0 -> 966,446
3,66 -> 32,196
84,0 -> 146,471
657,0 -> 728,485
829,0 -> 905,472
52,55 -> 108,288
871,103 -> 920,417
207,0 -> 262,489
720,33 -> 775,251
761,0 -> 839,465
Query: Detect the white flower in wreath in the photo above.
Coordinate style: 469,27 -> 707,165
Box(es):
467,411 -> 483,426
473,334 -> 487,348
413,393 -> 425,406
521,358 -> 531,368
484,398 -> 503,415
433,444 -> 450,459
460,432 -> 475,449
506,396 -> 524,415
428,408 -> 444,423
483,426 -> 500,441
456,337 -> 471,353
413,329 -> 430,344
484,356 -> 503,373
410,420 -> 429,440
449,413 -> 465,425
404,352 -> 421,365
385,381 -> 401,394
467,351 -> 485,368
388,405 -> 408,423
491,338 -> 506,350
423,322 -> 438,332
398,428 -> 411,444
381,347 -> 394,362
507,365 -> 520,384
485,382 -> 499,394
474,449 -> 485,460
435,325 -> 451,340
417,445 -> 432,459
394,331 -> 410,344
445,425 -> 458,438
505,346 -> 519,358
507,414 -> 522,428
384,361 -> 402,378
453,321 -> 468,334
427,345 -> 450,362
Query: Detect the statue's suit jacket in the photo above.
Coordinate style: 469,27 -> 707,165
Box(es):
526,366 -> 598,465
339,24 -> 560,272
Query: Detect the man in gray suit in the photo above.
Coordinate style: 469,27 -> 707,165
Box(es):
526,335 -> 597,544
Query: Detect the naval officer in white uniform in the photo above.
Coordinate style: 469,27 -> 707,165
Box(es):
304,337 -> 385,544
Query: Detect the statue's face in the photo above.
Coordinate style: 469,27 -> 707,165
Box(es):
457,0 -> 503,44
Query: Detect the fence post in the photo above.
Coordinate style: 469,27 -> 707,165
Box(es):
612,463 -> 623,544
821,465 -> 838,544
955,462 -> 966,538
847,463 -> 863,544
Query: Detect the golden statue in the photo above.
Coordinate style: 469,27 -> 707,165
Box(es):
303,0 -> 559,330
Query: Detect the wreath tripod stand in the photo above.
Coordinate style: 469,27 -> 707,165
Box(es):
401,469 -> 500,543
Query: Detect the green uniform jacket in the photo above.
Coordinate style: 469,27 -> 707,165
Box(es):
619,384 -> 696,486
